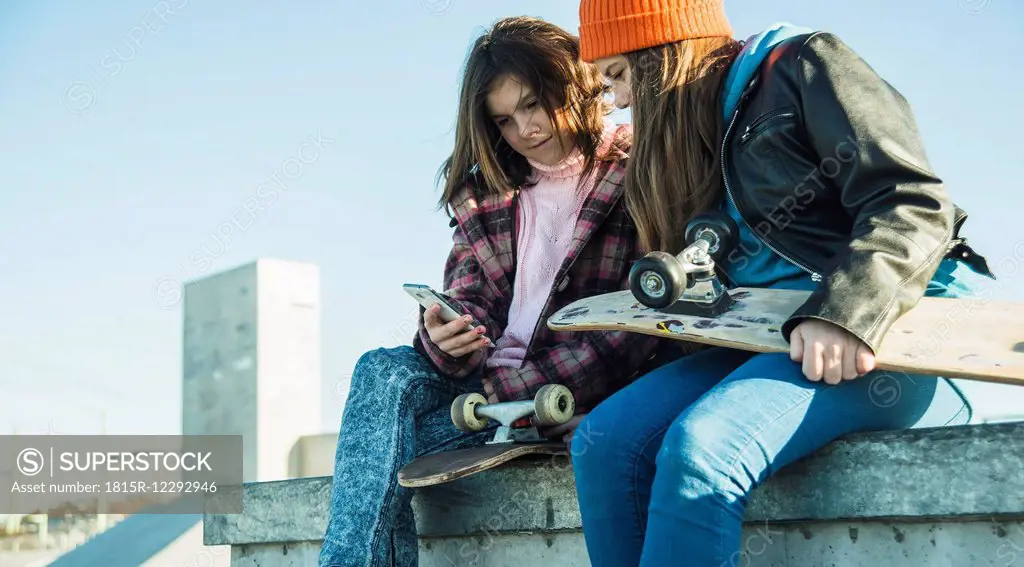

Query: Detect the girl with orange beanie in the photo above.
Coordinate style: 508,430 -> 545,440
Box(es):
569,1 -> 995,564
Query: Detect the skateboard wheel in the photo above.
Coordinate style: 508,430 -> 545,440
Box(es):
629,251 -> 687,309
533,384 -> 575,426
451,393 -> 489,432
684,212 -> 738,263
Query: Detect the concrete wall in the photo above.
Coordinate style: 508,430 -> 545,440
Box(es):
205,422 -> 1024,566
183,262 -> 260,481
255,259 -> 321,482
182,259 -> 321,483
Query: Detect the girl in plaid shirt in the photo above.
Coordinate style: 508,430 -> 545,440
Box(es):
318,16 -> 680,567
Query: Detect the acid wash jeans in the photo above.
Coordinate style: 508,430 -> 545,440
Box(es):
318,345 -> 496,567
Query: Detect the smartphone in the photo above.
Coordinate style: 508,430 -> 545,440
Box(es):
402,283 -> 491,343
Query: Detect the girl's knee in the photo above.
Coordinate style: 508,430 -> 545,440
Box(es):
354,345 -> 418,372
350,346 -> 431,396
570,402 -> 650,475
569,410 -> 619,469
656,416 -> 744,495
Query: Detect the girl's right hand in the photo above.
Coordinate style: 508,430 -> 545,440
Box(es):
789,319 -> 876,384
423,304 -> 490,357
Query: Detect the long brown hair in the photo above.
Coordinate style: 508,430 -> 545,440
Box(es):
437,16 -> 613,215
624,37 -> 741,253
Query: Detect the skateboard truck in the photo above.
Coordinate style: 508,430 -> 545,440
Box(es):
629,212 -> 739,316
450,384 -> 575,445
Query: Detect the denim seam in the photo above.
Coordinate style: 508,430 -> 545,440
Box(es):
633,424 -> 673,536
717,387 -> 816,562
723,388 -> 816,480
367,375 -> 464,567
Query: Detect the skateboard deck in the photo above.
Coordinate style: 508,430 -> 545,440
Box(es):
398,441 -> 567,488
548,288 -> 1024,385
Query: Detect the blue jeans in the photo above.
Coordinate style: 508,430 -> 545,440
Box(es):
318,346 -> 495,567
571,258 -> 990,566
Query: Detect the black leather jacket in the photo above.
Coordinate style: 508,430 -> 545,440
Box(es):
721,31 -> 992,352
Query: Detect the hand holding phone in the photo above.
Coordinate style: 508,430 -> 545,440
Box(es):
423,304 -> 491,357
403,284 -> 491,357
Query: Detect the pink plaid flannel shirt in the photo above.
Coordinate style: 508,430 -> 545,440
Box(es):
413,125 -> 680,412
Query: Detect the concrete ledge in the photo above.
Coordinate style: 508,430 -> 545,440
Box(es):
229,541 -> 322,567
205,422 -> 1024,548
744,421 -> 1024,523
203,477 -> 333,546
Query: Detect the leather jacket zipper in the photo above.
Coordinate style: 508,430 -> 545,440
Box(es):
721,104 -> 823,283
739,109 -> 796,145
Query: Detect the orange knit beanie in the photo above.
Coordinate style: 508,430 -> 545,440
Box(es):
578,0 -> 734,62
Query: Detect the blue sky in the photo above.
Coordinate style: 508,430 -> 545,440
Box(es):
1,0 -> 1021,438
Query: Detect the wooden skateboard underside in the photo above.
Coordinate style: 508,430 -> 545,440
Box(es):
398,442 -> 567,488
548,288 -> 1024,385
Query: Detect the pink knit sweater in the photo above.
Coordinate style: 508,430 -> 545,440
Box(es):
486,124 -> 615,369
